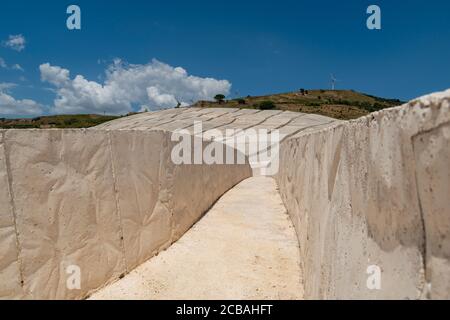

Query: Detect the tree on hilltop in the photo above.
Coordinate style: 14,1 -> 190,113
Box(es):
214,94 -> 225,104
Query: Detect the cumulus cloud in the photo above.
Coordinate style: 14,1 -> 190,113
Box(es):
0,57 -> 6,68
0,85 -> 43,116
40,63 -> 71,86
2,34 -> 26,52
40,59 -> 231,114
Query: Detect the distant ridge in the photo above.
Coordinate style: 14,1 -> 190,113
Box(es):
0,114 -> 119,129
193,89 -> 405,120
0,90 -> 405,128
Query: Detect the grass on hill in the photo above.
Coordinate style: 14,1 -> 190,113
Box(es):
0,114 -> 120,129
193,89 -> 405,120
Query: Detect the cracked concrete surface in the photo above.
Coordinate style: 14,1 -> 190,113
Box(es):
90,177 -> 303,300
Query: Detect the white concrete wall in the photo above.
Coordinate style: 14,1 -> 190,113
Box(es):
276,90 -> 450,299
2,95 -> 449,300
0,129 -> 251,299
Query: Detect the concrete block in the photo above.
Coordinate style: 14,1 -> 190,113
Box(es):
5,130 -> 125,299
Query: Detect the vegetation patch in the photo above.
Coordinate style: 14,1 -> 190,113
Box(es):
193,89 -> 405,120
0,114 -> 120,129
256,100 -> 276,110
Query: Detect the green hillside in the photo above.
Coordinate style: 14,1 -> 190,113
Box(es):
193,89 -> 405,120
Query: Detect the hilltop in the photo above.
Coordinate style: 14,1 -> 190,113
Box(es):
0,114 -> 120,129
0,90 -> 405,129
192,89 -> 405,120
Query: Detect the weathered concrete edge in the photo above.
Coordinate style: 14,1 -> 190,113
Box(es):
0,128 -> 252,299
276,89 -> 450,299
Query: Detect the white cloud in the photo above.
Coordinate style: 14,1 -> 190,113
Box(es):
146,86 -> 178,107
2,34 -> 26,52
12,64 -> 24,71
0,87 -> 43,116
40,59 -> 231,114
0,58 -> 24,71
0,83 -> 17,92
40,63 -> 71,86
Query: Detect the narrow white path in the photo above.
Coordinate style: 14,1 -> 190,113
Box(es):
90,177 -> 303,300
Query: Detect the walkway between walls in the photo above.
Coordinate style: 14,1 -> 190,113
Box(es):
90,177 -> 303,300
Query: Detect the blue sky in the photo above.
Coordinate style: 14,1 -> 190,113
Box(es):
1,0 -> 449,117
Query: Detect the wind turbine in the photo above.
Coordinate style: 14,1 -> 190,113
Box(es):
330,74 -> 339,90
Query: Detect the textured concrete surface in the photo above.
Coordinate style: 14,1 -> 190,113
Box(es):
0,128 -> 251,299
5,130 -> 125,300
96,107 -> 338,177
276,89 -> 450,299
90,177 -> 303,300
95,108 -> 337,141
0,131 -> 24,299
0,108 -> 332,299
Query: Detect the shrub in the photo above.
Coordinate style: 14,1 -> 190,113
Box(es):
236,98 -> 246,105
257,100 -> 276,110
63,119 -> 75,126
